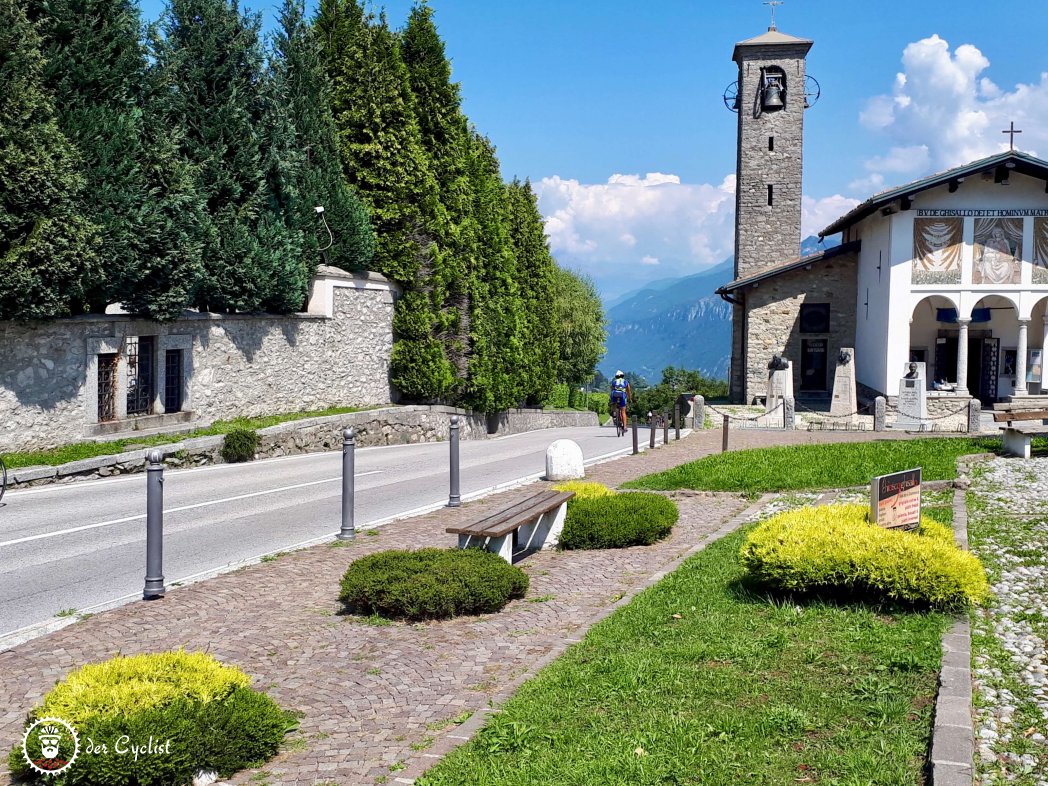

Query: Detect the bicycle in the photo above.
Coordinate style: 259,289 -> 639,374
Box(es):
0,456 -> 6,504
612,406 -> 624,437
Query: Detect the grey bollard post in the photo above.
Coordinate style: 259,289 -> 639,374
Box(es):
783,398 -> 796,430
721,413 -> 729,453
448,415 -> 461,507
874,396 -> 886,432
143,450 -> 165,600
967,397 -> 982,434
674,403 -> 681,440
631,415 -> 639,455
663,413 -> 669,445
649,416 -> 656,449
338,428 -> 356,541
694,395 -> 705,429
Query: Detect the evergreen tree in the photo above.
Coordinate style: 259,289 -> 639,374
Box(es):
317,0 -> 454,400
0,0 -> 98,320
506,178 -> 557,404
272,0 -> 373,279
553,267 -> 606,386
30,0 -> 203,320
150,0 -> 301,313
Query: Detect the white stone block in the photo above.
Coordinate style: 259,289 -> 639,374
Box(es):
545,439 -> 584,481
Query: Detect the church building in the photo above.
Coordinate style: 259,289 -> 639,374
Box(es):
718,24 -> 1048,409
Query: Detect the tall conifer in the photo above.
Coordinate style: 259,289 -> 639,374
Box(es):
0,0 -> 98,320
31,0 -> 203,320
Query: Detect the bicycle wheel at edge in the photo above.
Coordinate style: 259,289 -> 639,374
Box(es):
0,457 -> 6,504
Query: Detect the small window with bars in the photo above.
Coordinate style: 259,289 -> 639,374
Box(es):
97,353 -> 118,422
164,349 -> 183,413
126,336 -> 156,417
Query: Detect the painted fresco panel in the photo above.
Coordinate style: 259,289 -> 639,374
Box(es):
1033,217 -> 1048,284
973,217 -> 1022,285
913,218 -> 962,285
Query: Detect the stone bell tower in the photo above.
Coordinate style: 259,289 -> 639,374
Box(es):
729,26 -> 813,278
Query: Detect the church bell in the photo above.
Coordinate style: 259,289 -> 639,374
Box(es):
762,75 -> 784,110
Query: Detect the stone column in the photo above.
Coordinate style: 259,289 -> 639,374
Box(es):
1015,319 -> 1029,396
956,318 -> 971,396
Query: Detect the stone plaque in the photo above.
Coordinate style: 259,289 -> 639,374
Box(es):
830,348 -> 857,422
766,361 -> 794,412
894,377 -> 928,429
870,467 -> 922,530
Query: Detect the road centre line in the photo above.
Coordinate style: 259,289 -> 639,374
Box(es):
0,471 -> 382,548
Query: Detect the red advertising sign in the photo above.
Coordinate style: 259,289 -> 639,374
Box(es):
870,467 -> 922,530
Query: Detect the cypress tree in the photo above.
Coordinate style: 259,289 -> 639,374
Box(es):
0,0 -> 98,320
506,178 -> 558,404
400,1 -> 472,382
30,0 -> 203,320
317,0 -> 454,401
272,0 -> 373,279
150,0 -> 301,313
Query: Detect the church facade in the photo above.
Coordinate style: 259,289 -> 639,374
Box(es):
719,25 -> 1048,409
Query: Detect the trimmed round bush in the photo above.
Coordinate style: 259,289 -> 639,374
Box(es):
8,651 -> 294,785
551,481 -> 615,500
559,492 -> 678,550
220,427 -> 258,463
740,503 -> 990,608
339,548 -> 529,620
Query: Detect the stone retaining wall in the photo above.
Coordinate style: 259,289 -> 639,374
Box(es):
7,406 -> 599,489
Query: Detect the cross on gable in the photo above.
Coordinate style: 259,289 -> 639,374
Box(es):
1003,121 -> 1023,151
764,0 -> 783,29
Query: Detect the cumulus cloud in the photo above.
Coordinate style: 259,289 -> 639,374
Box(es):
802,194 -> 861,238
640,255 -> 660,266
859,34 -> 1048,189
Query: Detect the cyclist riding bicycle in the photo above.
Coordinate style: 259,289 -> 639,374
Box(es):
609,371 -> 632,436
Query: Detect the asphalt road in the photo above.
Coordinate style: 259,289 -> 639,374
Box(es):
0,424 -> 662,639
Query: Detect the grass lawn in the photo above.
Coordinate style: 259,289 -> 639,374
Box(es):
418,527 -> 951,786
624,437 -> 1004,494
1,405 -> 375,469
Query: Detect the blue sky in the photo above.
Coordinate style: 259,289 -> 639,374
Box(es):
139,0 -> 1048,300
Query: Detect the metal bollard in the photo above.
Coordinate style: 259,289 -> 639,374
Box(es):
338,428 -> 356,541
448,415 -> 461,507
631,415 -> 639,455
721,414 -> 729,453
649,417 -> 656,449
143,450 -> 165,600
674,403 -> 681,440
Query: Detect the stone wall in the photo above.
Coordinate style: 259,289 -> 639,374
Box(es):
7,406 -> 600,489
0,269 -> 398,453
742,250 -> 859,402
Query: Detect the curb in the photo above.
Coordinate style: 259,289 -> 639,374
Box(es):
391,492 -> 771,784
928,456 -> 985,786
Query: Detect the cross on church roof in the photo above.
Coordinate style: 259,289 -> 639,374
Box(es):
1003,121 -> 1023,151
764,0 -> 783,30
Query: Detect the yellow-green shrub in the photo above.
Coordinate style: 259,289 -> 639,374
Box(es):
551,481 -> 615,499
740,504 -> 989,608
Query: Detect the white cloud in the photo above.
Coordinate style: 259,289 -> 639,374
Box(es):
858,34 -> 1048,190
802,194 -> 861,238
640,255 -> 660,266
619,232 -> 636,247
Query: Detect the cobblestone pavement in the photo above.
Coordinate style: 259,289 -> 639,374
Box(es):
968,457 -> 1048,786
0,426 -> 921,786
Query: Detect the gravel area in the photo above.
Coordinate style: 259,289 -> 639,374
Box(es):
968,457 -> 1048,785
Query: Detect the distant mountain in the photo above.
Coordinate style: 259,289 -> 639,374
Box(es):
599,235 -> 840,383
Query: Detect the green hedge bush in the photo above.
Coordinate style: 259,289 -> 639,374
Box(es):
339,548 -> 529,620
220,427 -> 258,463
8,651 -> 294,785
587,392 -> 610,416
560,492 -> 678,550
544,384 -> 569,409
739,503 -> 990,608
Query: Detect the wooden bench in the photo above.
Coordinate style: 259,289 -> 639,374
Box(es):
446,490 -> 575,563
993,409 -> 1048,459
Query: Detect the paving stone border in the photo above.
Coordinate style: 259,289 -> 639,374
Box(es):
389,492 -> 777,785
928,454 -> 990,786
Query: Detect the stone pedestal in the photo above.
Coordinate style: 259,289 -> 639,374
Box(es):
895,377 -> 928,429
545,439 -> 584,481
831,348 -> 857,423
766,361 -> 794,413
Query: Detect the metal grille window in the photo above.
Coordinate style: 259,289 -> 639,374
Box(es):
97,354 -> 118,422
164,349 -> 183,413
126,336 -> 156,416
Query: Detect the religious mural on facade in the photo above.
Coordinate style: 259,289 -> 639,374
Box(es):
1033,217 -> 1048,284
912,218 -> 962,285
973,217 -> 1023,285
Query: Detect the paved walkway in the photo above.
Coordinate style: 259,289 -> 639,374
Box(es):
0,426 -> 920,785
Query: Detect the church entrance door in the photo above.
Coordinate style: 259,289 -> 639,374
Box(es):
800,338 -> 828,391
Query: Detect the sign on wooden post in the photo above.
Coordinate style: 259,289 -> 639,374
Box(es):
870,467 -> 922,530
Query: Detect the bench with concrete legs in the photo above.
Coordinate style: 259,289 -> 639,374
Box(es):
993,409 -> 1048,459
446,490 -> 575,563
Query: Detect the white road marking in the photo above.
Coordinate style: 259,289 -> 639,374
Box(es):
0,471 -> 382,547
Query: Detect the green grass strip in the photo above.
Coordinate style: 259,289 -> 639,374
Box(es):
418,527 -> 950,786
2,405 -> 375,469
624,437 -> 1004,494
